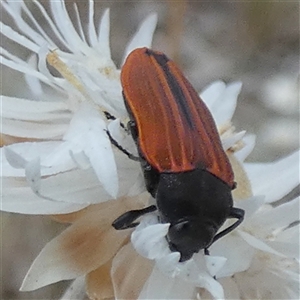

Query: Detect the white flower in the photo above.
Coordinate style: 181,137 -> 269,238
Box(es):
1,0 -> 157,214
1,1 -> 299,300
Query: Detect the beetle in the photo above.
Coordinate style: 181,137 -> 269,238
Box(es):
112,47 -> 244,262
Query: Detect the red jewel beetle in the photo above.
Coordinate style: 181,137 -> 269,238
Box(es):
112,47 -> 244,262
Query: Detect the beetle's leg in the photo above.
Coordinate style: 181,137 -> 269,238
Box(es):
112,205 -> 157,230
211,207 -> 245,244
103,109 -> 139,160
106,130 -> 140,161
127,120 -> 139,141
103,111 -> 127,130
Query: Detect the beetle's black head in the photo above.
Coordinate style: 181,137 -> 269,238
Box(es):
167,217 -> 217,262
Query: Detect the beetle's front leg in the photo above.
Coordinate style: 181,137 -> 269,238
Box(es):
112,205 -> 157,230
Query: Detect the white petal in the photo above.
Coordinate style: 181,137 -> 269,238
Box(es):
205,255 -> 227,277
0,20 -> 39,52
138,266 -> 196,300
2,167 -> 110,213
254,197 -> 300,234
235,196 -> 265,221
201,81 -> 242,125
20,204 -> 128,291
84,131 -> 118,198
5,146 -> 138,206
1,45 -> 32,68
87,0 -> 98,47
2,1 -> 46,47
244,150 -> 300,203
16,0 -> 55,47
73,3 -> 87,42
235,134 -> 256,162
132,215 -> 225,298
49,1 -> 90,53
276,222 -> 300,243
182,255 -> 225,299
96,8 -> 111,57
69,150 -> 90,169
32,0 -> 70,49
221,131 -> 246,151
24,55 -> 44,95
64,105 -> 118,197
2,118 -> 67,139
267,239 -> 299,258
234,259 -> 299,299
237,231 -> 284,257
210,234 -> 255,278
113,149 -> 141,197
2,177 -> 88,214
38,168 -> 111,204
25,157 -> 41,194
0,55 -> 54,86
4,147 -> 27,169
122,13 -> 158,64
198,277 -> 224,300
2,141 -> 77,177
200,81 -> 226,109
131,217 -> 170,260
155,252 -> 181,277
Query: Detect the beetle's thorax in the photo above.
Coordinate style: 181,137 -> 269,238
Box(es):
155,168 -> 233,226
